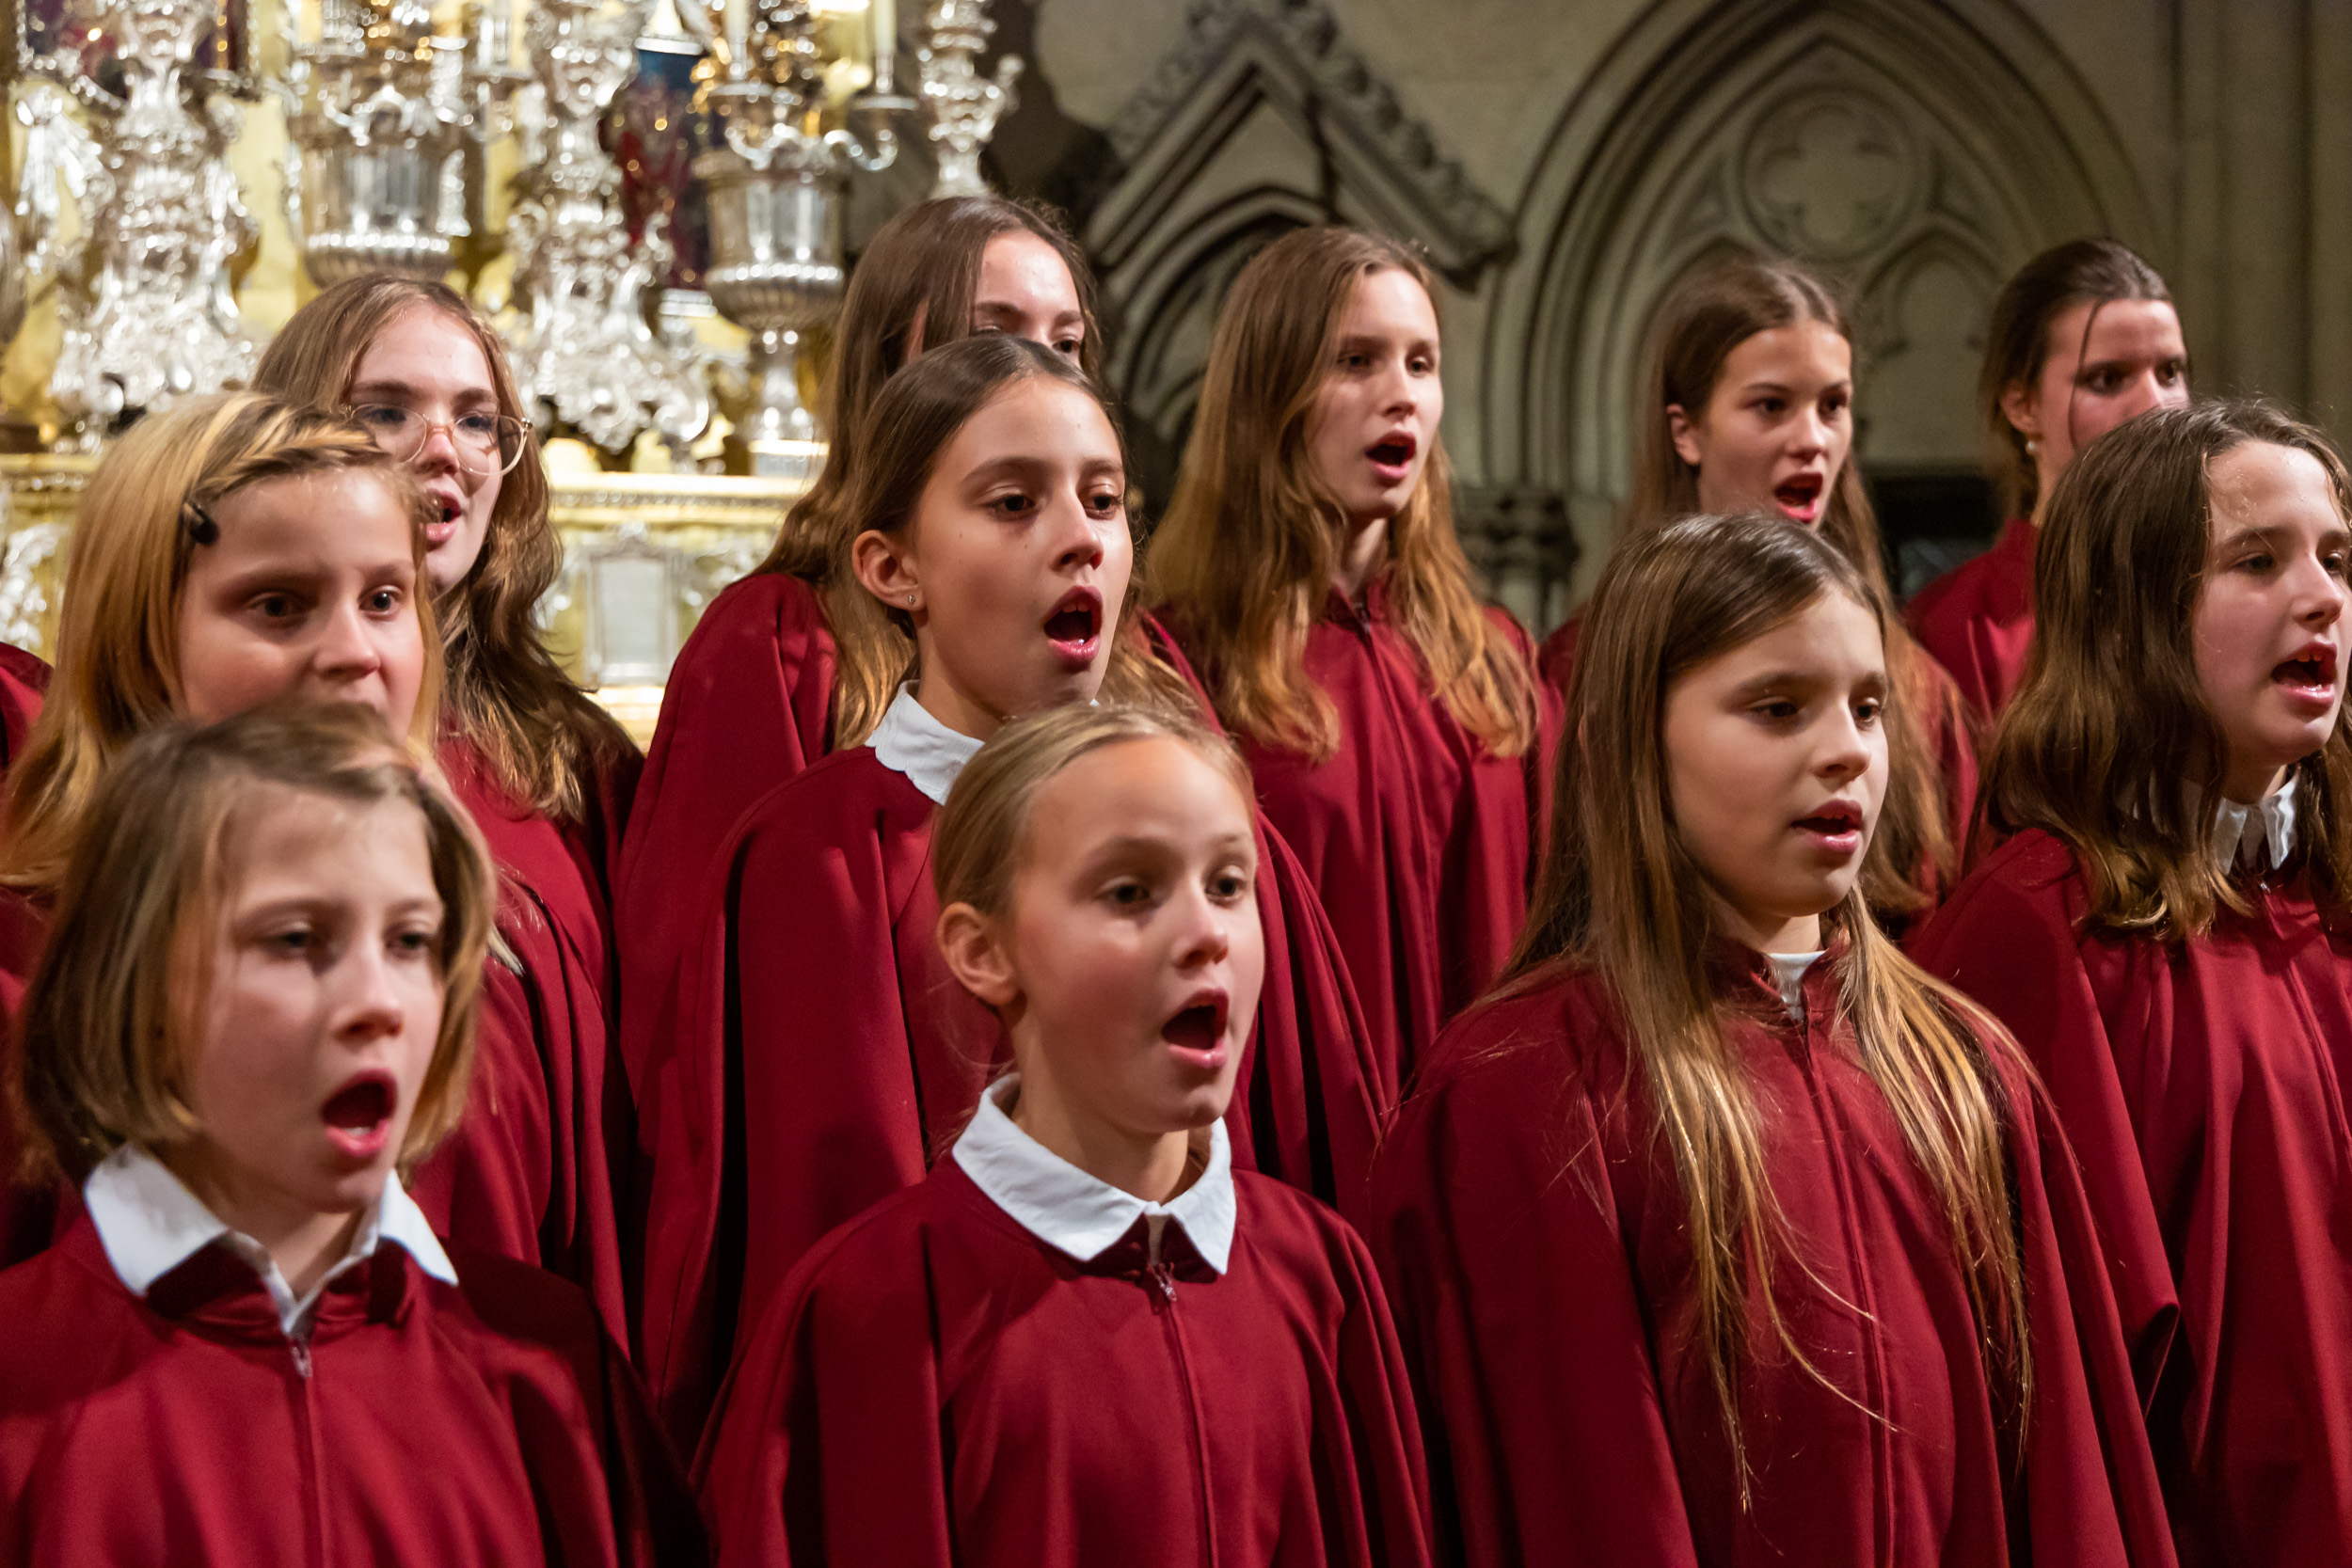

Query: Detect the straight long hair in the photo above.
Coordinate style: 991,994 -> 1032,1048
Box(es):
1148,226 -> 1539,762
1627,253 -> 1957,915
1984,399 -> 2352,939
253,274 -> 635,823
1512,512 -> 2030,1481
815,333 -> 1188,745
0,393 -> 444,892
1979,239 -> 2176,518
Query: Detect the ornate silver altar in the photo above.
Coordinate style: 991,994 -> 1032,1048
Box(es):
915,0 -> 1018,199
13,0 -> 259,438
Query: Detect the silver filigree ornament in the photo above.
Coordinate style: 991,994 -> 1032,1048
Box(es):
915,0 -> 1017,199
503,0 -> 710,456
13,0 -> 260,442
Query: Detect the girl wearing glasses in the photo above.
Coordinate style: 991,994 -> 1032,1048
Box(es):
255,277 -> 641,1340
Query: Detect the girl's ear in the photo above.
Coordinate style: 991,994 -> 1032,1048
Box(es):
851,528 -> 921,616
1998,381 -> 2042,440
937,901 -> 1020,1008
1666,404 -> 1705,468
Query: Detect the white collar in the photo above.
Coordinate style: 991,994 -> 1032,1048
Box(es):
84,1144 -> 458,1338
869,685 -> 984,807
1762,950 -> 1825,1022
951,1076 -> 1235,1275
2211,775 -> 2298,874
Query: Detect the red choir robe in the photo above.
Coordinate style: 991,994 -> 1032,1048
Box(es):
1369,953 -> 2177,1568
1905,516 -> 2036,722
0,642 -> 51,1266
698,1087 -> 1431,1568
0,1194 -> 702,1563
1165,582 -> 1560,1098
0,641 -> 49,771
632,698 -> 1385,1448
415,737 -> 635,1338
1911,824 -> 2352,1564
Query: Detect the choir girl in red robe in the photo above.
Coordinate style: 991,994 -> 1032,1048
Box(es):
0,703 -> 699,1567
258,277 -> 643,1334
1374,512 -> 2174,1568
1539,255 -> 1974,921
1912,400 -> 2352,1564
634,335 -> 1383,1445
1150,225 -> 1557,1093
618,198 -> 1372,1215
700,701 -> 1430,1568
1907,240 -> 2187,721
0,393 -> 439,1264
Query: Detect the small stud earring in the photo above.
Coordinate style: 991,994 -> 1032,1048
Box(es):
2024,436 -> 2040,455
905,592 -> 916,606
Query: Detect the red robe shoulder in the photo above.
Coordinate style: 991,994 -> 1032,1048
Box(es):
699,1157 -> 1432,1568
1905,516 -> 2036,722
1367,959 -> 2174,1568
616,570 -> 836,1098
1912,828 -> 2352,1563
0,1213 -> 704,1567
0,641 -> 49,771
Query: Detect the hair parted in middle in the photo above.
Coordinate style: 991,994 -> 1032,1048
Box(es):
8,700 -> 496,1186
1147,224 -> 1541,763
933,701 -> 1252,924
1983,398 -> 2352,941
791,331 -> 1191,749
1628,251 -> 1960,917
0,390 -> 444,893
253,271 -> 635,826
1510,510 -> 2030,1477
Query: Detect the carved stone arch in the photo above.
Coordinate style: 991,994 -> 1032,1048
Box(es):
1850,226 -> 2006,469
1480,0 -> 2157,614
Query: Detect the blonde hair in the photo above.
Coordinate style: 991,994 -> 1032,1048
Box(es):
774,332 -> 1189,749
9,701 -> 496,1184
1511,512 -> 2030,1484
1627,253 -> 1958,915
0,392 -> 443,892
254,274 -> 635,823
934,702 -> 1251,922
1148,226 -> 1539,762
1985,399 -> 2352,939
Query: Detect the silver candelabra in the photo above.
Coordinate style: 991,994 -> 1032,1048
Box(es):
915,0 -> 1018,199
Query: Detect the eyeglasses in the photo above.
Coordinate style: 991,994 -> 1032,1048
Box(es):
348,404 -> 532,476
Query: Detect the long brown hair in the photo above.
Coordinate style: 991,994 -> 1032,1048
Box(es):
1148,226 -> 1538,761
1984,399 -> 2352,939
816,332 -> 1187,745
1511,511 -> 2030,1481
0,393 -> 444,892
253,274 -> 634,824
1629,253 -> 1956,914
760,195 -> 1101,578
10,702 -> 495,1184
1979,239 -> 2176,518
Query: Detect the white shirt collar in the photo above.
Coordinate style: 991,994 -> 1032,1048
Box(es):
869,685 -> 985,806
83,1144 -> 458,1338
2211,775 -> 2298,874
1763,950 -> 1825,1022
951,1076 -> 1235,1275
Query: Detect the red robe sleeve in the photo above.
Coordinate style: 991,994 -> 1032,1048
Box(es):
0,641 -> 50,771
1903,516 -> 2037,722
699,1162 -> 1430,1568
616,572 -> 837,1100
632,750 -> 998,1447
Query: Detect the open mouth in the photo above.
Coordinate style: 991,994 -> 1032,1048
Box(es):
1042,588 -> 1104,668
1160,990 -> 1231,1070
2274,643 -> 2341,705
1792,800 -> 1864,852
424,495 -> 462,542
1773,472 -> 1825,522
320,1070 -> 397,1160
1366,432 -> 1417,483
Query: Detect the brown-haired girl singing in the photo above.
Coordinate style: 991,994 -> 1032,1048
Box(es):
1914,399 -> 2352,1563
1540,253 -> 1975,923
1151,225 -> 1557,1095
1375,511 -> 2169,1566
1908,238 -> 2188,720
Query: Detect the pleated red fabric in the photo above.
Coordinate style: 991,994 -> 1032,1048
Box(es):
410,738 -> 634,1338
698,1156 -> 1431,1568
1905,517 -> 2037,723
0,1212 -> 704,1566
1912,828 -> 2352,1565
1163,583 -> 1558,1099
1369,955 -> 2177,1568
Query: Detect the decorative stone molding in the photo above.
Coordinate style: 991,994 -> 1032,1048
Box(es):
1454,483 -> 1574,635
